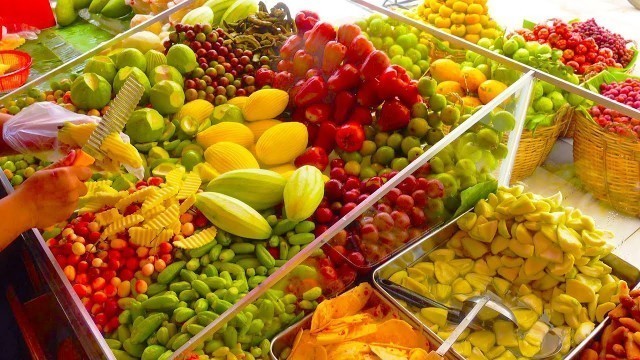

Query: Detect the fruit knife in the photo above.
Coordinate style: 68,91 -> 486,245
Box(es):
82,76 -> 145,161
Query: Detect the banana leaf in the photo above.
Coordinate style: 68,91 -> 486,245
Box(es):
453,179 -> 498,218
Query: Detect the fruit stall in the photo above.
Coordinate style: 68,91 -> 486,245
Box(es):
0,0 -> 639,359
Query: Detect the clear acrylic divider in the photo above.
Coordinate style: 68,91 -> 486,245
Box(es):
170,71 -> 536,359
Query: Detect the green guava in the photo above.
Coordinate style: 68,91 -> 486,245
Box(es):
70,73 -> 112,110
84,55 -> 117,83
116,48 -> 146,71
125,108 -> 166,143
113,66 -> 151,105
210,104 -> 243,124
166,44 -> 197,74
149,65 -> 184,87
150,80 -> 185,115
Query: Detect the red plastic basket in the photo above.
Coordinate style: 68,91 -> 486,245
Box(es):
0,51 -> 32,92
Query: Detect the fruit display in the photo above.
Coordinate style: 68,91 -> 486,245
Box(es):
515,18 -> 637,75
1,0 -> 639,359
277,283 -> 432,359
384,186 -> 624,359
580,287 -> 640,360
411,0 -> 502,43
587,74 -> 640,139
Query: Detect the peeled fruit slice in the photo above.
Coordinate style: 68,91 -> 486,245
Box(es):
166,44 -> 197,74
70,73 -> 112,110
149,65 -> 183,87
144,49 -> 167,74
255,122 -> 308,166
210,104 -> 244,124
513,309 -> 538,331
84,55 -> 117,83
125,108 -> 165,143
566,279 -> 596,303
113,67 -> 151,105
420,308 -> 448,328
435,261 -> 459,285
467,331 -> 495,354
150,80 -> 184,115
242,89 -> 288,121
494,320 -> 518,347
428,249 -> 456,262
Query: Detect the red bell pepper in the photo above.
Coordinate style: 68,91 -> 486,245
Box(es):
273,71 -> 294,90
280,35 -> 304,61
345,35 -> 374,65
377,98 -> 410,132
333,91 -> 356,124
359,50 -> 390,80
293,50 -> 315,78
327,64 -> 360,93
322,41 -> 347,74
305,103 -> 332,123
295,10 -> 319,34
356,77 -> 382,108
337,23 -> 362,47
294,76 -> 328,107
335,121 -> 365,152
348,106 -> 373,125
314,121 -> 337,152
295,146 -> 329,171
304,22 -> 337,57
376,67 -> 406,101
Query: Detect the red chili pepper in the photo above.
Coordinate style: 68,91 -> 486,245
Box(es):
333,91 -> 356,125
292,49 -> 315,78
322,41 -> 347,74
304,22 -> 337,57
337,23 -> 362,47
273,71 -> 294,91
327,63 -> 361,93
348,105 -> 373,125
335,121 -> 365,152
356,77 -> 382,108
294,76 -> 328,107
294,146 -> 329,171
314,121 -> 337,153
305,103 -> 332,123
279,35 -> 304,61
377,98 -> 411,132
345,35 -> 374,65
359,50 -> 390,80
295,10 -> 319,34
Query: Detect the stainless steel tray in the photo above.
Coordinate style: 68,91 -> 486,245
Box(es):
269,284 -> 457,360
372,215 -> 640,360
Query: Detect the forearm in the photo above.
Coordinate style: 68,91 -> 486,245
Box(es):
0,113 -> 17,156
0,189 -> 35,251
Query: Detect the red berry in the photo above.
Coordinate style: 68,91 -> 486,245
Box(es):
347,252 -> 366,267
340,202 -> 357,217
425,179 -> 445,198
396,194 -> 415,211
315,207 -> 333,223
320,266 -> 338,280
330,158 -> 345,169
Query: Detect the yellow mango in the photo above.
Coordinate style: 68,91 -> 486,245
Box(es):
473,259 -> 496,276
544,192 -> 563,210
500,256 -> 524,268
508,239 -> 534,258
524,221 -> 542,232
518,339 -> 540,358
523,257 -> 548,277
495,197 -> 515,215
245,119 -> 282,141
428,248 -> 456,262
492,277 -> 511,297
465,273 -> 492,291
475,220 -> 498,243
403,276 -> 431,297
513,308 -> 539,330
519,293 -> 543,315
494,320 -> 518,347
452,278 -> 473,294
497,266 -> 519,282
566,279 -> 596,303
491,235 -> 510,254
539,243 -> 564,265
498,220 -> 511,239
433,283 -> 452,302
557,224 -> 583,256
515,224 -> 533,244
389,270 -> 408,284
517,284 -> 532,296
457,212 -> 477,231
435,261 -> 460,285
524,321 -> 550,347
486,256 -> 502,271
450,259 -> 475,275
534,200 -> 551,213
573,322 -> 595,344
532,231 -> 551,255
595,302 -> 616,322
453,341 -> 473,357
407,267 -> 427,283
413,262 -> 435,278
420,307 -> 448,328
474,199 -> 494,218
487,193 -> 499,207
468,330 -> 495,353
462,238 -> 489,259
509,196 -> 536,215
540,224 -> 558,242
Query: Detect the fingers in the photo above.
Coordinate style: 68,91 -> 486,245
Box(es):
77,182 -> 88,197
67,166 -> 93,181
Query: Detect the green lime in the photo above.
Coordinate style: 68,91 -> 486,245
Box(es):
368,18 -> 385,36
181,150 -> 203,171
547,91 -> 566,110
532,83 -> 544,100
406,49 -> 422,63
513,48 -> 530,64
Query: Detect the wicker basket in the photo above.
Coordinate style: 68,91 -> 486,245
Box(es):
558,112 -> 577,138
573,111 -> 640,217
509,104 -> 573,183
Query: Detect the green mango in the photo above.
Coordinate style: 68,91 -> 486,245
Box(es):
101,0 -> 131,18
55,0 -> 78,26
88,0 -> 110,13
73,0 -> 92,9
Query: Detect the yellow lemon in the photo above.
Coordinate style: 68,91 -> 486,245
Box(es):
459,67 -> 487,92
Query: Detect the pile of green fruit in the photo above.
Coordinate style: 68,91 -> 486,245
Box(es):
0,155 -> 50,186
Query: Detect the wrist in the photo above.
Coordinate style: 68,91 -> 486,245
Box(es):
12,187 -> 37,230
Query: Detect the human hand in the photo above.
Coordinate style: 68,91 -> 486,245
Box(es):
14,166 -> 92,229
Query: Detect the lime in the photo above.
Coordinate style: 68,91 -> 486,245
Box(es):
536,44 -> 552,56
398,56 -> 414,69
181,150 -> 203,171
406,48 -> 422,64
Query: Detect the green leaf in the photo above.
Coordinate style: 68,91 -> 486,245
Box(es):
522,19 -> 536,30
453,180 -> 498,218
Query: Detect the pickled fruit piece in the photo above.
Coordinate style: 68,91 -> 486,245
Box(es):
494,320 -> 518,347
462,238 -> 489,259
449,259 -> 474,275
513,308 -> 538,330
452,278 -> 473,294
518,338 -> 540,358
467,330 -> 495,353
492,277 -> 511,297
566,279 -> 596,303
428,249 -> 456,262
465,273 -> 491,291
434,261 -> 459,285
433,283 -> 452,303
420,308 -> 448,328
403,277 -> 430,297
524,321 -> 550,347
519,294 -> 543,315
